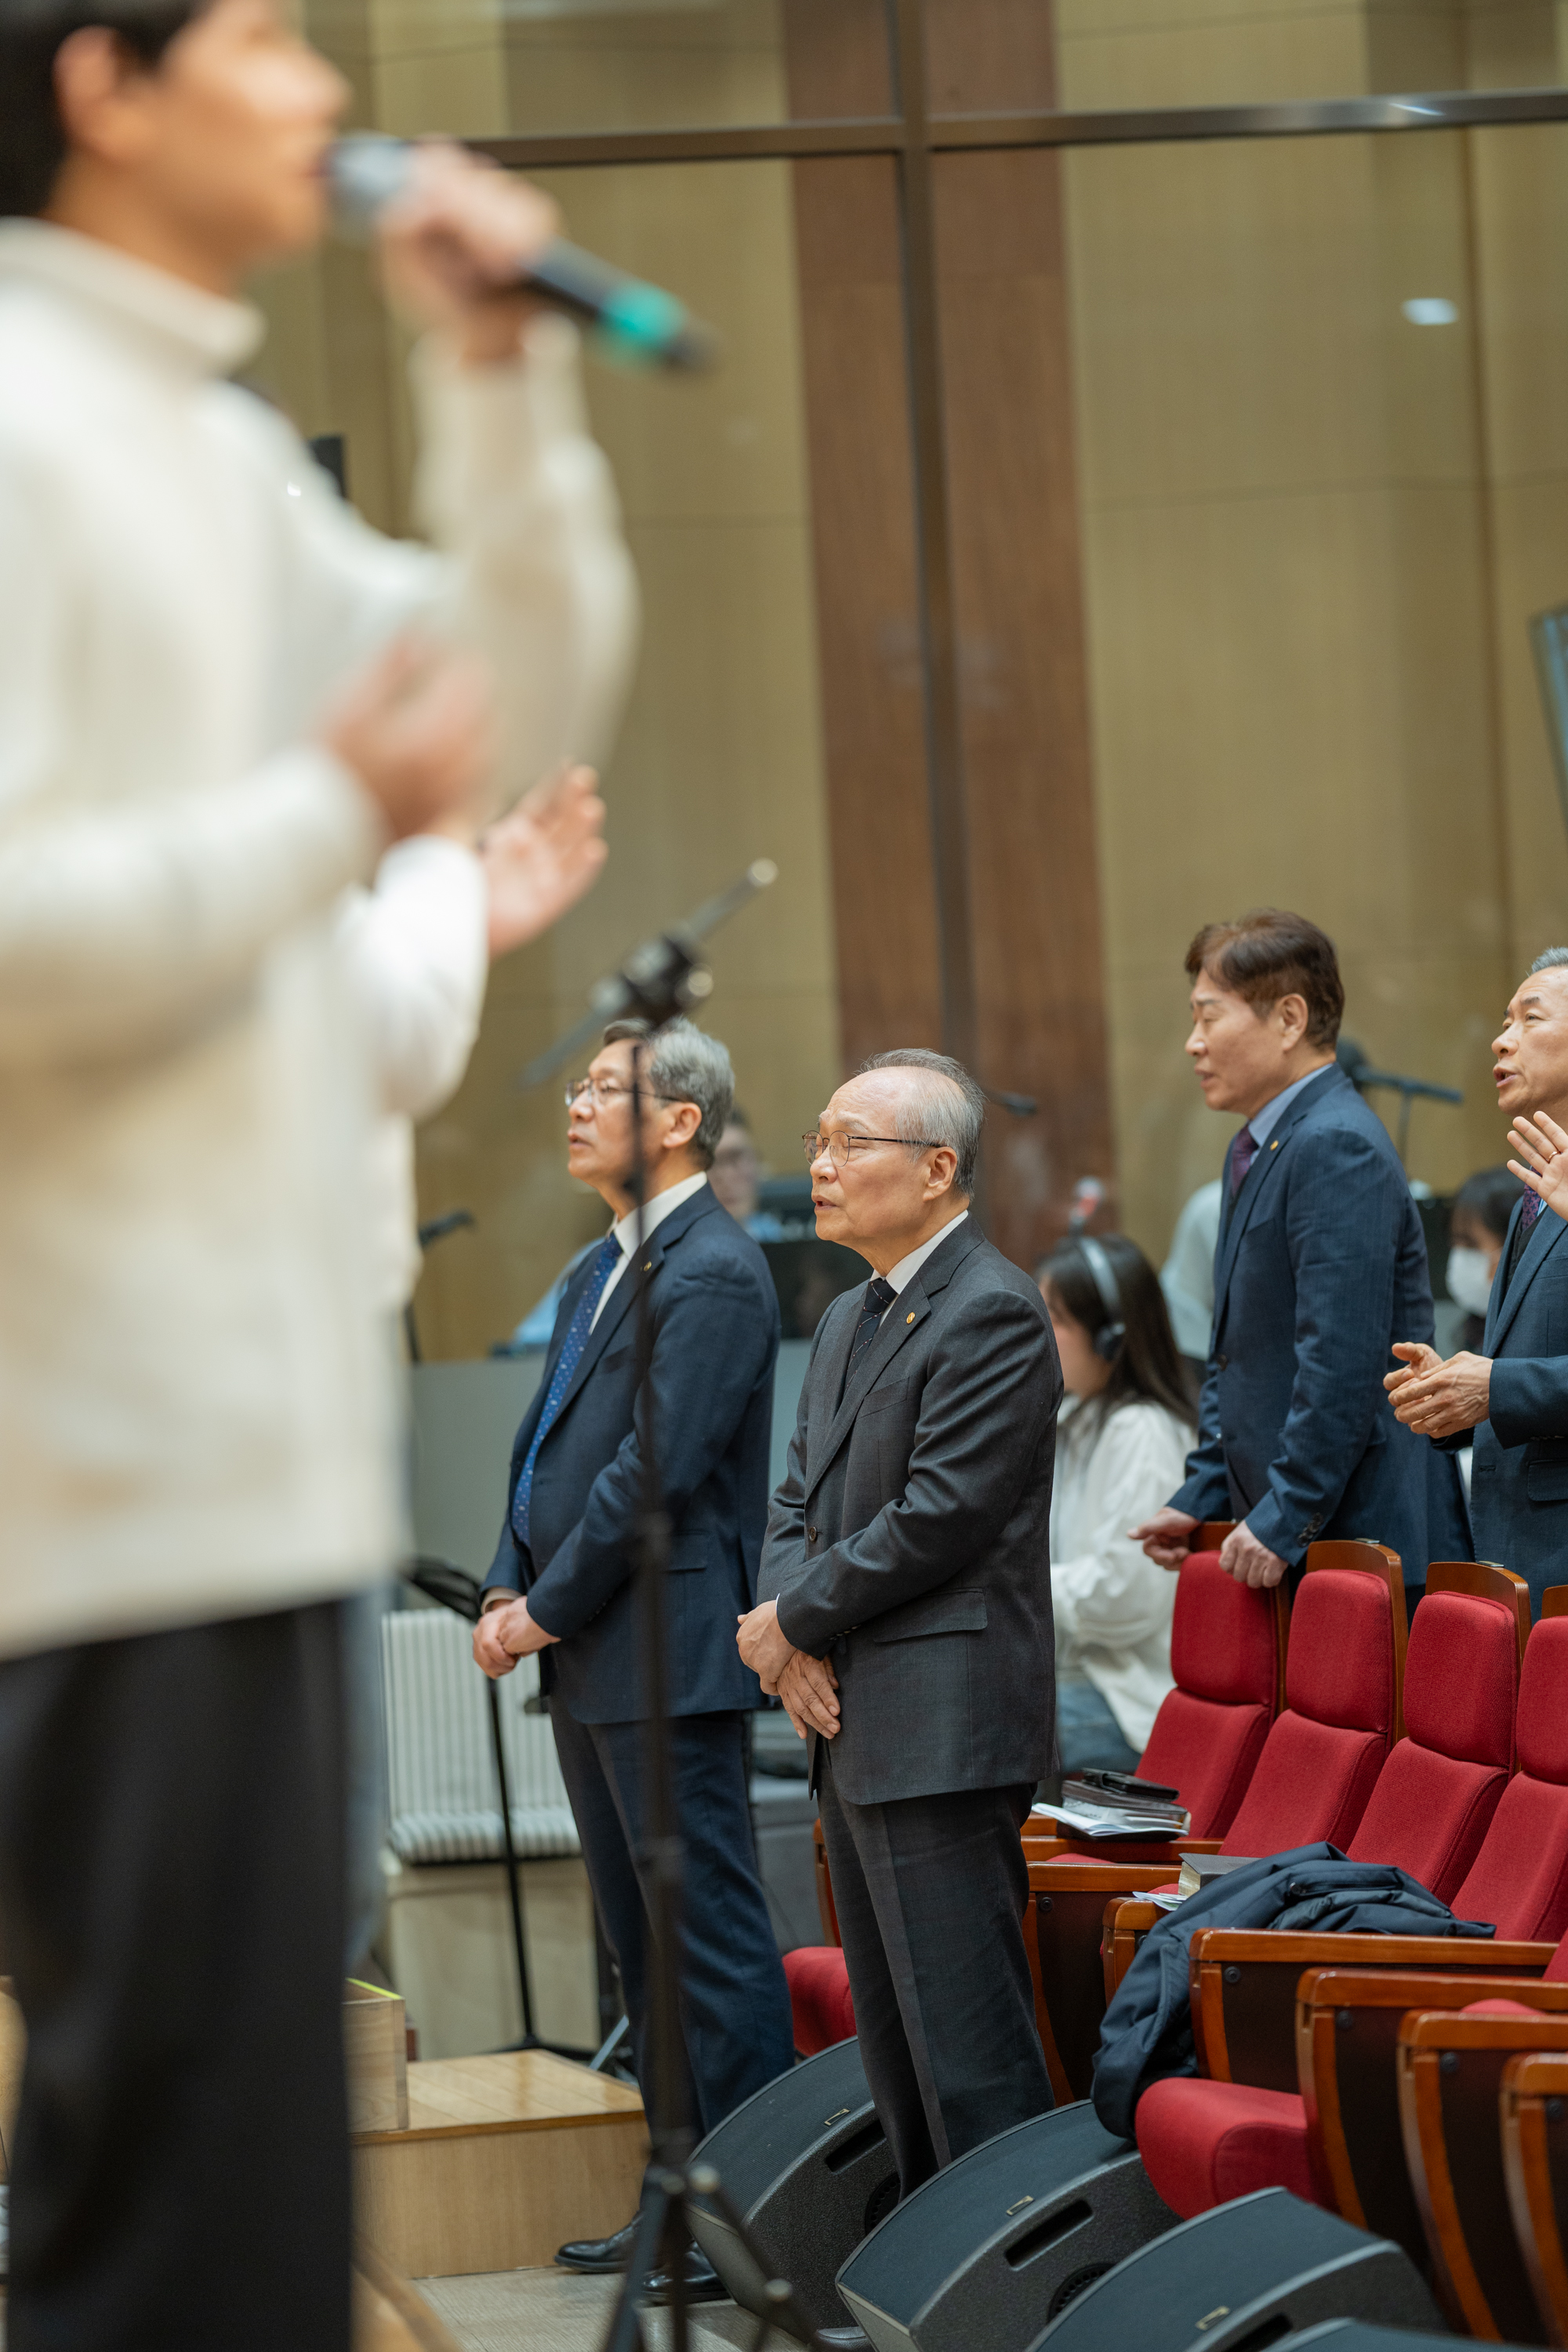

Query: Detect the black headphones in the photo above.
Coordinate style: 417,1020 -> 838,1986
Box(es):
1076,1236 -> 1127,1363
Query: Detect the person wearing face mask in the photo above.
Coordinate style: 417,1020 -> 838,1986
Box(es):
1446,1166 -> 1524,1349
1039,1235 -> 1197,1775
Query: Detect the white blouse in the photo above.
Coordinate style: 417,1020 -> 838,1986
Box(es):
1050,1393 -> 1196,1751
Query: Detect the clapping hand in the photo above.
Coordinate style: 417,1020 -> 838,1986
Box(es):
1508,1109 -> 1568,1219
481,764 -> 607,958
1385,1340 -> 1491,1440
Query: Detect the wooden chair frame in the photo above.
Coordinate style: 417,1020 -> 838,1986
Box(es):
1170,1559 -> 1532,2080
1503,2048 -> 1568,2347
1398,2000 -> 1568,2341
1295,1963 -> 1563,2267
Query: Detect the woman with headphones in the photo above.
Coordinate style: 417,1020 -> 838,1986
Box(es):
1036,1232 -> 1197,1777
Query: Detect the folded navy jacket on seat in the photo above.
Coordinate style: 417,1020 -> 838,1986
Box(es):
1090,1841 -> 1497,2138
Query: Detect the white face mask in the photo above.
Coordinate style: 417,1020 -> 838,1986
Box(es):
1446,1245 -> 1495,1320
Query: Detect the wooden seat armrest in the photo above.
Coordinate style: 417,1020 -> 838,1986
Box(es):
1102,1898 -> 1163,2003
1028,1849 -> 1215,1894
1294,1947 -> 1558,2004
1402,2007 -> 1568,2051
1186,1935 -> 1556,2092
1298,1965 -> 1566,2024
1021,1833 -> 1068,1864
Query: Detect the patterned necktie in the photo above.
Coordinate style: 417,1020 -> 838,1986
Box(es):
510,1231 -> 622,1552
848,1277 -> 897,1378
1229,1125 -> 1260,1200
1521,1188 -> 1545,1243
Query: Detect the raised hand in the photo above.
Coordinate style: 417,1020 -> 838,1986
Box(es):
481,764 -> 607,959
1508,1109 -> 1568,1218
321,633 -> 494,842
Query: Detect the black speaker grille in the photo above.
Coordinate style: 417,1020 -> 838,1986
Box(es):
863,2172 -> 900,2237
1047,2261 -> 1115,2321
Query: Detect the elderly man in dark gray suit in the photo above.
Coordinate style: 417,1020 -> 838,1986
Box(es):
738,1048 -> 1060,2205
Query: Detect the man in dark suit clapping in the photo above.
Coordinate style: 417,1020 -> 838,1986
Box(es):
1388,949 -> 1568,1615
1132,910 -> 1468,1608
739,1049 -> 1060,2204
475,1017 -> 793,2299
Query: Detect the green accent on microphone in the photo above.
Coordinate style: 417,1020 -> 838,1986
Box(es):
599,281 -> 688,365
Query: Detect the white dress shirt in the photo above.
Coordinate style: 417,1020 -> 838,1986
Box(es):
880,1210 -> 969,1305
590,1171 -> 712,1330
0,221 -> 635,1653
1050,1394 -> 1196,1749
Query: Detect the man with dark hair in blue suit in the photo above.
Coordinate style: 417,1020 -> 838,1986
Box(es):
1133,909 -> 1467,1606
1388,949 -> 1568,1616
474,1016 -> 793,2300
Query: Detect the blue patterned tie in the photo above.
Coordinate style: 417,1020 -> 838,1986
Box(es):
510,1232 -> 622,1553
1229,1125 -> 1259,1200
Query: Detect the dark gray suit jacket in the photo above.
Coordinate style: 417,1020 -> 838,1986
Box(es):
757,1218 -> 1061,1807
1445,1195 -> 1568,1614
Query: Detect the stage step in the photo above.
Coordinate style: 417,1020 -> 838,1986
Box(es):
354,2051 -> 648,2281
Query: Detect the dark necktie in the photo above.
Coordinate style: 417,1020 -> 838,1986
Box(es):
848,1276 -> 897,1379
1503,1189 -> 1545,1296
1229,1125 -> 1260,1200
511,1232 -> 622,1552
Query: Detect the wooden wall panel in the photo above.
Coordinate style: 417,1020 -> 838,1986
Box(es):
933,144 -> 1114,1268
789,154 -> 946,1065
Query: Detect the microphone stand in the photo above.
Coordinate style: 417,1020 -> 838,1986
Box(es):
520,869 -> 831,2351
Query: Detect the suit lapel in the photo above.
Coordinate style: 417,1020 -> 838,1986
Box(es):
1487,1199 -> 1566,1354
1212,1066 -> 1342,1331
804,1220 -> 982,1505
547,1185 -> 719,1428
805,1294 -> 861,1498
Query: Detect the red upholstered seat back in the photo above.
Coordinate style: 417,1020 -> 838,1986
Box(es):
1135,1552 -> 1281,1838
1457,1618 -> 1568,1943
1221,1569 -> 1396,1857
1345,1588 -> 1516,1900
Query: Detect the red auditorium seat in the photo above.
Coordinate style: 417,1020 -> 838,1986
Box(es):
1033,1540 -> 1401,2099
782,1944 -> 857,2056
1126,1545 -> 1288,1842
1135,1581 -> 1568,2231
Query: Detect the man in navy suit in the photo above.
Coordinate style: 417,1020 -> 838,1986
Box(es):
1134,909 -> 1467,1603
474,1016 -> 793,2298
1388,949 -> 1568,1614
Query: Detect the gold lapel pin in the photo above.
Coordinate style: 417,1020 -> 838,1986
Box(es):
906,1312 -> 916,1323
1270,1140 -> 1279,1150
643,1261 -> 652,1272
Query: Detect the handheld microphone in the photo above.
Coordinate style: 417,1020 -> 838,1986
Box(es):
328,135 -> 720,373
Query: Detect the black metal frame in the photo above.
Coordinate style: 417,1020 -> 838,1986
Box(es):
471,5 -> 1568,1064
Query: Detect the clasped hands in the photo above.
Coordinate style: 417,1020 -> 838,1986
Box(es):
735,1601 -> 840,1743
472,1597 -> 560,1679
1385,1344 -> 1490,1439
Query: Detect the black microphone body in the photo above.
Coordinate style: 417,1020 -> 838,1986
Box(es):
328,136 -> 718,372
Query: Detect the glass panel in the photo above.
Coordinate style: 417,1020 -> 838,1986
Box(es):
251,162 -> 843,1356
303,0 -> 891,142
938,2 -> 1568,118
1057,122 -> 1568,1257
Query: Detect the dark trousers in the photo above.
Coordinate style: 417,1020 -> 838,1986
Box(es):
0,1602 -> 350,2352
818,1745 -> 1054,2198
550,1705 -> 794,2143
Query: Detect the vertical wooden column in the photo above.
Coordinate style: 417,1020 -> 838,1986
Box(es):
786,0 -> 1115,1265
784,13 -> 944,1061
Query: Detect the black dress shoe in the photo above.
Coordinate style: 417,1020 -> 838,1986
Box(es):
638,2245 -> 729,2306
555,2216 -> 639,2273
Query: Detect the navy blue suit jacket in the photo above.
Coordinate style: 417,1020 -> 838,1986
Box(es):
484,1183 -> 780,1723
1171,1064 -> 1469,1577
1446,1196 -> 1568,1614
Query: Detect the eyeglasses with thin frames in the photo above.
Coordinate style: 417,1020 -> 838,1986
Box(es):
802,1130 -> 942,1166
565,1077 -> 684,1109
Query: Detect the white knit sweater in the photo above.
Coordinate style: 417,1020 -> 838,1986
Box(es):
0,221 -> 634,1652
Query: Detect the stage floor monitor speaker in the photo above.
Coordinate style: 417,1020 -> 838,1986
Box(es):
687,2038 -> 897,2339
1025,2189 -> 1443,2352
835,2100 -> 1176,2352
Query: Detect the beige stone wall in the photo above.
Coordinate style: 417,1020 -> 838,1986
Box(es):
1057,1 -> 1568,1258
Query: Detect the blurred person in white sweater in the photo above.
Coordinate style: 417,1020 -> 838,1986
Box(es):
0,1 -> 634,2343
1037,1235 -> 1197,1775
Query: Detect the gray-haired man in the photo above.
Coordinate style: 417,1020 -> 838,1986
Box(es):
739,1050 -> 1061,2205
1388,949 -> 1568,1615
477,1017 -> 793,2298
